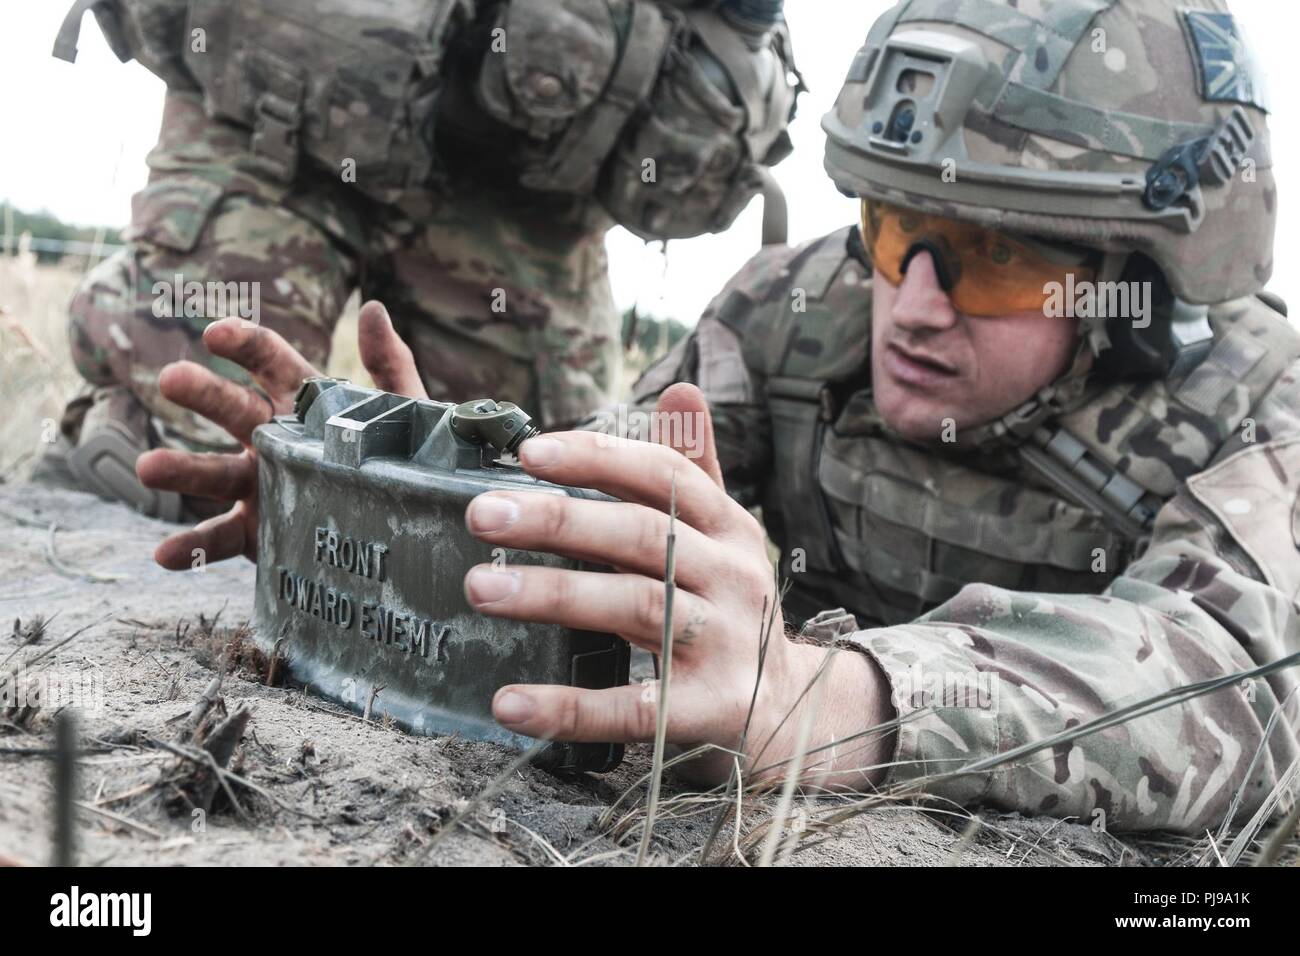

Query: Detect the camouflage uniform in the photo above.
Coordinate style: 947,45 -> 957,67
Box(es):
67,90 -> 620,447
52,0 -> 800,517
587,0 -> 1300,832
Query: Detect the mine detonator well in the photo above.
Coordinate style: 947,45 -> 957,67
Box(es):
253,377 -> 629,772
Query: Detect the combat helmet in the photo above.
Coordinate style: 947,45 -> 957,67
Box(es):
822,0 -> 1274,383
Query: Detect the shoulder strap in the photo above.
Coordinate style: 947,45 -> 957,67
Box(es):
729,228 -> 868,572
1018,426 -> 1161,543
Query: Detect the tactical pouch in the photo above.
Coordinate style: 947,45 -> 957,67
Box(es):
596,10 -> 798,240
476,0 -> 673,194
180,0 -> 470,200
54,0 -> 194,89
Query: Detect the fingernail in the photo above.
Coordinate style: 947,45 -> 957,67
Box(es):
466,566 -> 520,606
467,495 -> 519,533
494,689 -> 534,725
520,437 -> 563,468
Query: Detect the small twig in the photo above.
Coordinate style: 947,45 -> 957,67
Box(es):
2,613 -> 109,672
266,631 -> 288,687
145,735 -> 322,822
53,711 -> 79,866
43,522 -> 126,583
637,473 -> 677,868
94,780 -> 158,807
0,745 -> 113,757
412,740 -> 550,866
75,800 -> 163,839
180,672 -> 224,744
364,684 -> 386,723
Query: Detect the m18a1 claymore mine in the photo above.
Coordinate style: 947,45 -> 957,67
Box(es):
252,379 -> 629,772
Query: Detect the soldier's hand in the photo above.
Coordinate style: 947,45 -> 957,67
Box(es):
139,301 -> 425,569
463,384 -> 894,788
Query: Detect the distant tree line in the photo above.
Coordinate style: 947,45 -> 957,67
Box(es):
622,306 -> 689,364
1,202 -> 123,264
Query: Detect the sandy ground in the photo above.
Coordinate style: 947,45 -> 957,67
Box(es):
0,483 -> 1160,867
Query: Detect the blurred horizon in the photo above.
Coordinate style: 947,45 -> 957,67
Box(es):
2,2 -> 1296,323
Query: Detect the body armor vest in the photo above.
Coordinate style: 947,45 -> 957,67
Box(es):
716,228 -> 1300,629
57,0 -> 466,204
55,0 -> 800,239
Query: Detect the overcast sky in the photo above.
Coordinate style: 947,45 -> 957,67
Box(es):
2,2 -> 1295,323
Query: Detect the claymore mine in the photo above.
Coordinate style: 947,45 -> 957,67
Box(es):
252,379 -> 628,772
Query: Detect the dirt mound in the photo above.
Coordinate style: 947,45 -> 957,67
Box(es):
0,484 -> 1156,867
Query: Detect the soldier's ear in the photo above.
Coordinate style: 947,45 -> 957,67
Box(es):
656,383 -> 724,490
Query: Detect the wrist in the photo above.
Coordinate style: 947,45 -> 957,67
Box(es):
762,640 -> 896,790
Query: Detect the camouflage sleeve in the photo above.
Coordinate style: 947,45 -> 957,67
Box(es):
846,358 -> 1300,833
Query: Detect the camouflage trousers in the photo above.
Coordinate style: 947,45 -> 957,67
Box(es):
67,90 -> 622,460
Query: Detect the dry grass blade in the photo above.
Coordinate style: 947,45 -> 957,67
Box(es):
1253,794 -> 1300,867
945,814 -> 983,866
757,646 -> 836,867
1202,684 -> 1300,864
636,472 -> 677,868
1222,752 -> 1300,866
596,742 -> 739,834
781,651 -> 1300,851
75,799 -> 163,839
412,738 -> 549,865
2,613 -> 110,674
699,573 -> 787,864
922,647 -> 1300,785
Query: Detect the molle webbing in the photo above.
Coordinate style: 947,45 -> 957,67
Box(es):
746,234 -> 865,573
519,1 -> 673,193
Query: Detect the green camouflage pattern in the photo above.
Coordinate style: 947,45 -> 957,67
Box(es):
67,90 -> 620,453
72,0 -> 798,232
822,0 -> 1275,305
585,226 -> 1300,831
64,0 -> 799,462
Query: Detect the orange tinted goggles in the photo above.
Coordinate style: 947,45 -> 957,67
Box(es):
860,200 -> 1097,317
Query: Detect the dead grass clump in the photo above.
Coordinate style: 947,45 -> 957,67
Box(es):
0,259 -> 84,482
182,613 -> 286,687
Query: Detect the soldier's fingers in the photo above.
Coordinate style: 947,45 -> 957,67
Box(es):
158,361 -> 274,446
464,564 -> 713,653
153,507 -> 250,571
492,682 -> 713,744
465,492 -> 732,592
516,431 -> 737,537
358,300 -> 428,399
202,318 -> 319,405
657,383 -> 725,490
136,448 -> 256,501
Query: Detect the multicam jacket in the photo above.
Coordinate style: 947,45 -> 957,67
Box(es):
590,225 -> 1300,833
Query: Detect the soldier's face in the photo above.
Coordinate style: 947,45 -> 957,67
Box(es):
871,251 -> 1082,441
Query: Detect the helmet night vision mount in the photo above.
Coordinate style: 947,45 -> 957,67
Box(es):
823,4 -> 1274,382
251,379 -> 629,773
